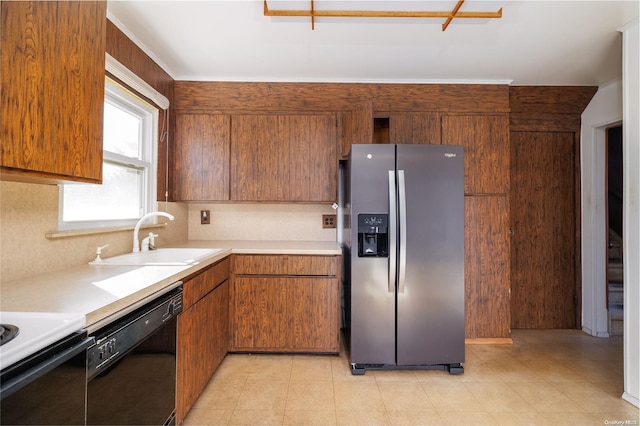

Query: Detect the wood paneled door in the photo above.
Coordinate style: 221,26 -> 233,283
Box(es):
510,131 -> 577,329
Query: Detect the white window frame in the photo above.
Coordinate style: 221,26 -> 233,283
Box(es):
58,78 -> 158,231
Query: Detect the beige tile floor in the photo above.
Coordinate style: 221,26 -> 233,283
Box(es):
184,330 -> 639,425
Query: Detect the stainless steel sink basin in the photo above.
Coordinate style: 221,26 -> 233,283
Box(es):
91,248 -> 221,266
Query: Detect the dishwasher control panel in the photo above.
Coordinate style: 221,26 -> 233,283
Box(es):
95,337 -> 119,367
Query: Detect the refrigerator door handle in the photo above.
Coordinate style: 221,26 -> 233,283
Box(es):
398,170 -> 407,294
388,170 -> 397,293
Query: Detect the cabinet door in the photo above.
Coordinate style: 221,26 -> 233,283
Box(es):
231,115 -> 289,201
340,102 -> 373,157
232,277 -> 287,350
288,115 -> 337,202
1,1 -> 105,183
464,195 -> 510,338
174,114 -> 230,201
212,281 -> 229,374
177,280 -> 229,423
231,114 -> 337,202
54,1 -> 105,181
287,277 -> 339,352
390,113 -> 440,145
442,115 -> 509,194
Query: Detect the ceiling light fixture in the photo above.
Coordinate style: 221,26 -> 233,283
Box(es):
263,0 -> 503,31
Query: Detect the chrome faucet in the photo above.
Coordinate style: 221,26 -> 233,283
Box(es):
132,211 -> 175,252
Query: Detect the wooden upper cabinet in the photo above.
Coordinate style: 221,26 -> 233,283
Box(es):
288,115 -> 337,202
231,115 -> 288,201
0,1 -> 106,183
441,115 -> 509,195
173,114 -> 230,201
390,113 -> 441,145
340,102 -> 373,157
230,114 -> 337,202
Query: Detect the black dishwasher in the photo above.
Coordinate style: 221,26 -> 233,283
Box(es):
87,286 -> 182,426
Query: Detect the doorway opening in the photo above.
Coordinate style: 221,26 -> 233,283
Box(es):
606,125 -> 623,336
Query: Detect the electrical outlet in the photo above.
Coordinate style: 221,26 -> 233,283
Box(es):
322,214 -> 337,229
200,210 -> 210,225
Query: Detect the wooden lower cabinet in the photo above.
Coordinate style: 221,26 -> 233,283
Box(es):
230,255 -> 340,353
176,260 -> 229,424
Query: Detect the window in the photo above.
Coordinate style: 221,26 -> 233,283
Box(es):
59,78 -> 158,230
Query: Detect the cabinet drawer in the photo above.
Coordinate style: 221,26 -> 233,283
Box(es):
233,255 -> 337,276
183,257 -> 230,308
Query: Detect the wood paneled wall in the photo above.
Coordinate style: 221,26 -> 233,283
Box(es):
106,21 -> 174,201
510,86 -> 597,131
174,82 -> 510,114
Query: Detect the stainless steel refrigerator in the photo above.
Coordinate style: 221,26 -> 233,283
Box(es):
340,144 -> 464,375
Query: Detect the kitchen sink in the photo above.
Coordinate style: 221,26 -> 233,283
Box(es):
91,248 -> 221,266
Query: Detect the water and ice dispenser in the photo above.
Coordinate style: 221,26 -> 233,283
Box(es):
357,214 -> 389,257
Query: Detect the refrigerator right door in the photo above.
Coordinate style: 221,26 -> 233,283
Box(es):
396,144 -> 465,366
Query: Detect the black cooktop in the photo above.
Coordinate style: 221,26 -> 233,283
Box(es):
0,324 -> 19,346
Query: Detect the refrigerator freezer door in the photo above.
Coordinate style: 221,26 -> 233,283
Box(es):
396,144 -> 465,366
349,144 -> 396,366
388,171 -> 397,293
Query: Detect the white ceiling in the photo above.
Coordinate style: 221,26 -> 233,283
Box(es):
106,0 -> 639,86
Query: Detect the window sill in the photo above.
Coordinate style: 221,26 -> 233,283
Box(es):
45,223 -> 166,240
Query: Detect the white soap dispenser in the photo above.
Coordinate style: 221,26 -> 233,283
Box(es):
93,244 -> 110,263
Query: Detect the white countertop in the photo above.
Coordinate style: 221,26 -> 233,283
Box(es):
0,240 -> 341,332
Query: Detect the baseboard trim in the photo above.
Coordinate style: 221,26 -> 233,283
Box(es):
465,338 -> 513,345
582,325 -> 611,338
622,391 -> 639,408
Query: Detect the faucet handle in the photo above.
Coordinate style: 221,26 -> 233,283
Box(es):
149,232 -> 159,250
141,235 -> 151,251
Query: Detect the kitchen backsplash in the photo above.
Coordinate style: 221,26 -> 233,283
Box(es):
187,203 -> 337,241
